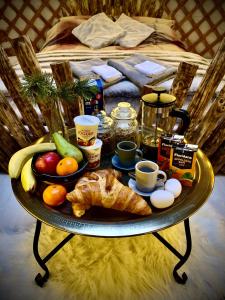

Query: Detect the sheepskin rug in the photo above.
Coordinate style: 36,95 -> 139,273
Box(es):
0,174 -> 225,300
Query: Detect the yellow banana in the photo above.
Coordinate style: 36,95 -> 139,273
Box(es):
21,158 -> 37,192
8,142 -> 56,178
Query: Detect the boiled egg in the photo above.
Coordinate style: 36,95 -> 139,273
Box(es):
150,190 -> 174,209
165,179 -> 182,198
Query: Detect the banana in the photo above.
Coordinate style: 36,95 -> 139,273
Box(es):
21,158 -> 37,192
8,142 -> 56,179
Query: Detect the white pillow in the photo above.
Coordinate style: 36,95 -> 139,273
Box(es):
72,13 -> 125,49
115,13 -> 154,48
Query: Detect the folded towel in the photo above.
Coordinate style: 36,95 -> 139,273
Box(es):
134,61 -> 166,77
70,59 -> 124,88
70,58 -> 104,78
91,65 -> 123,82
108,54 -> 177,88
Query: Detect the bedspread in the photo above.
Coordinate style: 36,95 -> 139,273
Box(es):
1,44 -> 224,99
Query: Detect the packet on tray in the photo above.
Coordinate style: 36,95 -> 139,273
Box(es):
158,134 -> 184,171
169,144 -> 198,187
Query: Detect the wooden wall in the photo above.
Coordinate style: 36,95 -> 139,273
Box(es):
0,0 -> 225,58
164,0 -> 225,58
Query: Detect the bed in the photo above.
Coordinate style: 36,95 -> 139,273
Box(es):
1,2 -> 224,111
0,0 -> 225,174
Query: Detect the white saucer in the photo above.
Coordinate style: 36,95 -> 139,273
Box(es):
128,178 -> 164,197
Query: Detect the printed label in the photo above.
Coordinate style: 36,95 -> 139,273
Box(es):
76,125 -> 97,146
172,148 -> 194,169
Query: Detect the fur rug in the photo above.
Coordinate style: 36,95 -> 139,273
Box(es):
0,174 -> 225,300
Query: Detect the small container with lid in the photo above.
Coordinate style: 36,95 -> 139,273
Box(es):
111,102 -> 138,144
96,110 -> 115,156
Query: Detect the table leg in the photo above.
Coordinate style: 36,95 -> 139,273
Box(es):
33,219 -> 74,287
152,218 -> 192,284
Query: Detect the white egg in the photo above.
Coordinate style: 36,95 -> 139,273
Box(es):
150,190 -> 174,209
165,179 -> 182,198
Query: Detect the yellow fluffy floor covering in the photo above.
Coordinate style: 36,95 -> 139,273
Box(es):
2,175 -> 225,300
38,222 -> 185,300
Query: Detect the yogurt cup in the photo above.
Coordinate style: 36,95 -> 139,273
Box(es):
79,139 -> 103,169
74,115 -> 100,146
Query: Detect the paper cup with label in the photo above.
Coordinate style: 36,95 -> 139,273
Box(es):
74,115 -> 100,146
79,139 -> 102,169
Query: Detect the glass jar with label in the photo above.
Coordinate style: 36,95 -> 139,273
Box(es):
96,111 -> 115,156
111,102 -> 138,144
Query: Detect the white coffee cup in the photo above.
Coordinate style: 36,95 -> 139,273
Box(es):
135,160 -> 167,193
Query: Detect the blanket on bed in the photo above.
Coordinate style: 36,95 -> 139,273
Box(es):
2,49 -> 224,99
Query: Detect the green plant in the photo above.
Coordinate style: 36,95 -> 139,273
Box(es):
21,72 -> 99,138
58,79 -> 98,103
22,73 -> 98,105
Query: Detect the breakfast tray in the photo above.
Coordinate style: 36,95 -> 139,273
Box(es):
11,147 -> 214,286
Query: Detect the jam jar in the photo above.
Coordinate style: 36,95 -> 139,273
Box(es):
111,102 -> 138,144
96,111 -> 115,156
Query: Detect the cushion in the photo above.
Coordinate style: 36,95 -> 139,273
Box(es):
115,14 -> 154,48
132,16 -> 177,40
42,16 -> 90,49
72,13 -> 125,49
132,16 -> 186,49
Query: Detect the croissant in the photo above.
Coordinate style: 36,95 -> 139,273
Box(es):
66,169 -> 152,217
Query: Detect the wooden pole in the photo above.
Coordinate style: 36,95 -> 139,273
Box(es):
0,148 -> 9,173
11,36 -> 52,131
170,62 -> 198,109
0,122 -> 20,156
167,61 -> 198,132
188,84 -> 225,146
155,0 -> 166,18
209,141 -> 225,174
114,0 -> 121,15
0,92 -> 31,147
11,35 -> 41,75
0,47 -> 45,139
202,118 -> 225,157
220,163 -> 225,174
187,38 -> 225,136
50,61 -> 81,127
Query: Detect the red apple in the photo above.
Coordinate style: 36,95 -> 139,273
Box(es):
35,152 -> 61,175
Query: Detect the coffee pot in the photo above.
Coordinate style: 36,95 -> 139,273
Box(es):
140,87 -> 190,160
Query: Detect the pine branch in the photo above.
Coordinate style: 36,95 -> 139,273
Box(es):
58,79 -> 99,103
21,73 -> 98,106
21,73 -> 57,104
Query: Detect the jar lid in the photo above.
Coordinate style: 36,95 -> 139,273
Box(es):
111,102 -> 137,120
96,110 -> 113,129
142,93 -> 176,108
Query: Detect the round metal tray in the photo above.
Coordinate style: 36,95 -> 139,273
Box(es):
12,148 -> 214,237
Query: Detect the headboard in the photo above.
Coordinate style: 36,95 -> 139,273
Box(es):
60,0 -> 165,17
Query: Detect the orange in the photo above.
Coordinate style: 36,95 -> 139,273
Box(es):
56,157 -> 78,176
43,184 -> 67,206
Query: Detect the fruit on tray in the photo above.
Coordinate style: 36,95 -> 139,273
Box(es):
52,132 -> 83,163
43,184 -> 67,206
21,158 -> 37,192
66,169 -> 152,217
56,157 -> 78,176
35,151 -> 61,175
8,143 -> 56,179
